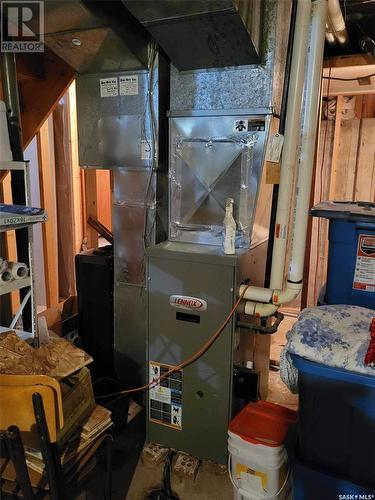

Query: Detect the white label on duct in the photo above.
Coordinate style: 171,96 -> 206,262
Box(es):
99,77 -> 118,98
266,134 -> 284,163
169,295 -> 207,312
119,75 -> 138,95
353,234 -> 375,292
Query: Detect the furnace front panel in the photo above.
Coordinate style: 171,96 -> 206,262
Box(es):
147,242 -> 243,463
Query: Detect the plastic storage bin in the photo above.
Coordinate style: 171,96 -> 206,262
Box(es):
292,456 -> 375,500
311,201 -> 375,309
228,400 -> 297,500
292,354 -> 375,487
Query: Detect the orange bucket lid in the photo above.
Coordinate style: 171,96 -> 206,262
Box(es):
229,400 -> 297,447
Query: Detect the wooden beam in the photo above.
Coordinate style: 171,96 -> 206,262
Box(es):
67,82 -> 84,255
20,48 -> 75,148
355,118 -> 375,202
83,169 -> 98,249
324,54 -> 375,69
329,96 -> 344,199
96,170 -> 112,231
37,118 -> 59,308
53,101 -> 75,298
15,53 -> 45,81
335,119 -> 360,200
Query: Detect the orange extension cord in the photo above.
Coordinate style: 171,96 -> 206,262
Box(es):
97,284 -> 250,399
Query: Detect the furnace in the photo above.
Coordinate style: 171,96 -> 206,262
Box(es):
146,111 -> 270,463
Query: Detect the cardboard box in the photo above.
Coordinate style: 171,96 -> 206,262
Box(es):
57,367 -> 95,446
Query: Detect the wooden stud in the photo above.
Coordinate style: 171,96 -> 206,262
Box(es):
53,101 -> 75,298
335,119 -> 360,200
83,170 -> 98,249
37,118 -> 59,308
96,170 -> 112,231
328,95 -> 344,200
67,82 -> 84,255
355,118 -> 375,202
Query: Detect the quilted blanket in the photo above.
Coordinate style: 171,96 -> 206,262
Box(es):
280,304 -> 375,393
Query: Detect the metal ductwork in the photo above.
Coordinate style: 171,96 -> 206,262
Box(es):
121,0 -> 263,70
29,0 -> 150,73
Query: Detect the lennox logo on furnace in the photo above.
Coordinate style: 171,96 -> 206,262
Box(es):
169,295 -> 207,312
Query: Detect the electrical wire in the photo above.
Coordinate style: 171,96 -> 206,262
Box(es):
96,284 -> 250,400
142,41 -> 158,250
322,73 -> 375,81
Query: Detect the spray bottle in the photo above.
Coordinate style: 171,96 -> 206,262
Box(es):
223,198 -> 236,255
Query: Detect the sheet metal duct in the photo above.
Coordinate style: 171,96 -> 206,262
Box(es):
122,0 -> 262,70
29,0 -> 149,73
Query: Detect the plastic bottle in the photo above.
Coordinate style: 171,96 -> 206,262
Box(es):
223,198 -> 236,255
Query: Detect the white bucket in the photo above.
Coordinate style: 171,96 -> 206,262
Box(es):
228,430 -> 291,500
0,100 -> 13,162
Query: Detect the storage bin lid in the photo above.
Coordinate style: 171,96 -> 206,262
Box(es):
311,201 -> 375,223
229,400 -> 297,447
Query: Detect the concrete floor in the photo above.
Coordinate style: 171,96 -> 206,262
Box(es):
127,448 -> 233,500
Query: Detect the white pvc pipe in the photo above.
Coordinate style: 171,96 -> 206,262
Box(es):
241,0 -> 327,317
269,0 -> 312,290
244,301 -> 278,318
289,0 -> 327,284
239,285 -> 273,303
326,0 -> 348,46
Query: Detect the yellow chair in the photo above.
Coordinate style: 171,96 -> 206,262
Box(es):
0,373 -> 112,499
0,373 -> 64,449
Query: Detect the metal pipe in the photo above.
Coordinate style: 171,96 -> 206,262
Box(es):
240,0 -> 327,317
269,0 -> 311,290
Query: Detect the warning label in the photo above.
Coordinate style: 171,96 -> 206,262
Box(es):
119,75 -> 138,96
99,77 -> 118,98
149,362 -> 182,430
353,234 -> 375,292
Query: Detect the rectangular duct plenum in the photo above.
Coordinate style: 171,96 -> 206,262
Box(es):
121,0 -> 262,70
30,0 -> 149,73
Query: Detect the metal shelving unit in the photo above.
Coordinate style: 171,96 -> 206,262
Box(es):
0,160 -> 44,343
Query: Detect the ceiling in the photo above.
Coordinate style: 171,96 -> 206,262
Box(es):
330,0 -> 375,55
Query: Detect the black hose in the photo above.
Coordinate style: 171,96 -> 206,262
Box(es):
147,451 -> 179,500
